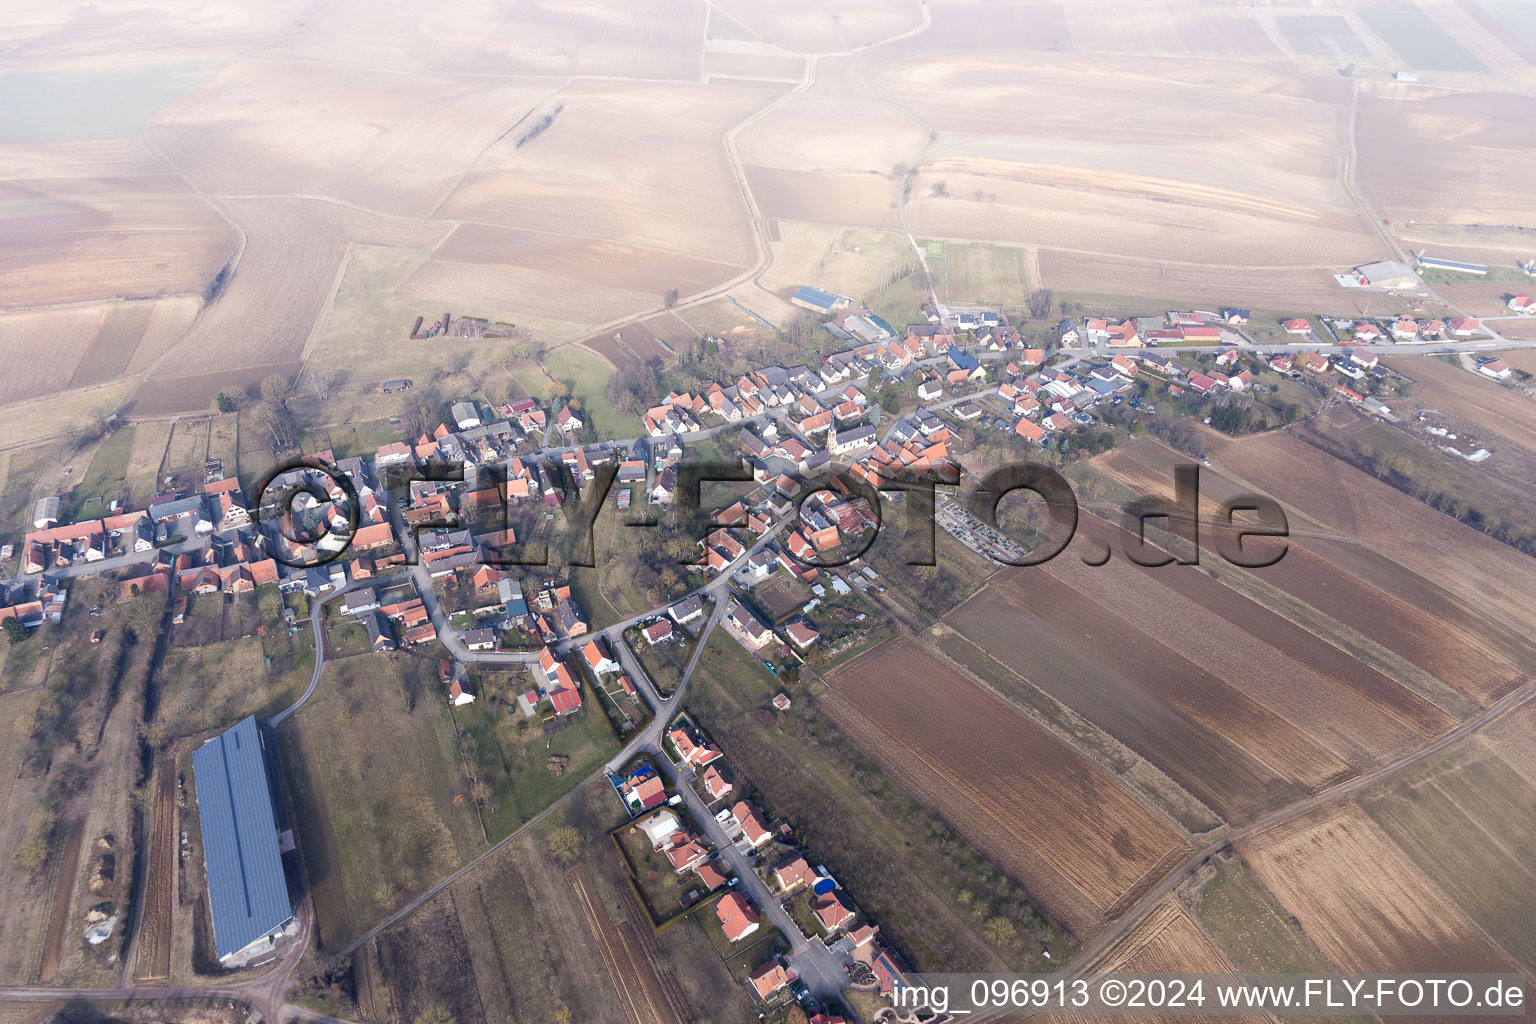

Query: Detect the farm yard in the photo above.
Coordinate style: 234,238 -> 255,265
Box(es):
820,638 -> 1189,938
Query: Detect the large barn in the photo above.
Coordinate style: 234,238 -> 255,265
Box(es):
192,715 -> 295,965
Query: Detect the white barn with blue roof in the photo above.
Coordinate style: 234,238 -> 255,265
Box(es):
192,715 -> 295,964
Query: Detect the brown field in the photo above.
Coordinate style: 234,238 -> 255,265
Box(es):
1044,515 -> 1450,763
438,81 -> 761,267
132,760 -> 177,983
1200,430 -> 1536,687
821,638 -> 1189,936
0,195 -> 229,308
951,570 -> 1316,824
744,166 -> 901,229
1358,87 -> 1536,228
1239,802 -> 1520,976
1091,442 -> 1527,707
36,824 -> 83,984
433,223 -> 742,298
1386,354 -> 1536,455
1172,6 -> 1280,57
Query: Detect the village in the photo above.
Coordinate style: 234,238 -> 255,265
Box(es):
4,278 -> 1536,1019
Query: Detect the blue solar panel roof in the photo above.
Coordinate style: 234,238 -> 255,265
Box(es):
192,715 -> 292,960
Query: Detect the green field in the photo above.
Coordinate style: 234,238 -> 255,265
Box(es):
1357,741 -> 1536,971
941,243 -> 1031,306
544,346 -> 628,438
70,426 -> 136,510
1360,10 -> 1487,71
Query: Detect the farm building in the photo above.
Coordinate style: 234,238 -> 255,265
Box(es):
790,286 -> 846,314
1354,261 -> 1419,289
1417,255 -> 1488,276
191,716 -> 295,965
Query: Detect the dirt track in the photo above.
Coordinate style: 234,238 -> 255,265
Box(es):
37,824 -> 83,984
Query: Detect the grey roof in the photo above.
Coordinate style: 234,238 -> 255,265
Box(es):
192,716 -> 293,960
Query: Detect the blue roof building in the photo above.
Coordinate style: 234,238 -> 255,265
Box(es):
192,715 -> 294,963
790,286 -> 843,314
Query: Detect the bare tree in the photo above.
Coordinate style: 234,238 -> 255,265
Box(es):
307,369 -> 334,402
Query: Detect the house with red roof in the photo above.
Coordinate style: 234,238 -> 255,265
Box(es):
1281,318 -> 1311,335
715,892 -> 760,943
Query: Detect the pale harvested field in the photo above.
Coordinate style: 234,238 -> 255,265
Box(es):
708,0 -> 924,53
1359,738 -> 1536,971
124,296 -> 200,374
1358,86 -> 1536,226
758,223 -> 914,304
1386,354 -> 1536,455
1203,430 -> 1536,670
433,223 -> 742,296
399,259 -> 651,332
1171,6 -> 1280,57
0,307 -> 99,403
1092,441 -> 1527,707
1039,249 -> 1383,314
736,93 -> 928,175
1483,700 -> 1536,790
148,57 -> 561,218
0,194 -> 230,309
700,50 -> 804,81
744,166 -> 900,229
144,197 -> 445,389
1240,802 -> 1520,976
876,57 -> 1353,207
1045,900 -> 1264,1024
885,1 -> 1073,53
1065,1 -> 1186,56
438,81 -> 761,267
822,638 -> 1189,936
274,0 -> 705,79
